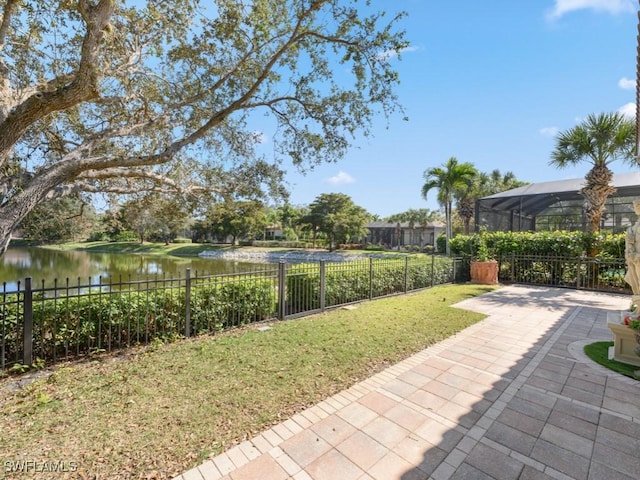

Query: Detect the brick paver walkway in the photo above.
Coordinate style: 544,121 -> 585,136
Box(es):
173,285 -> 640,480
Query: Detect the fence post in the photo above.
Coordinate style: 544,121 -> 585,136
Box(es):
278,261 -> 286,320
510,253 -> 515,282
431,253 -> 436,287
369,258 -> 374,300
576,256 -> 582,289
23,277 -> 33,367
404,257 -> 409,293
319,260 -> 326,311
185,269 -> 191,337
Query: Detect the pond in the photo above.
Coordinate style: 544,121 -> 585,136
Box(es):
0,247 -> 263,292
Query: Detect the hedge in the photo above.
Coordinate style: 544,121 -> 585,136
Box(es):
1,279 -> 276,366
285,257 -> 454,313
449,231 -> 625,258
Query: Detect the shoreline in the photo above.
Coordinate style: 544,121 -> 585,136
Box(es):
198,249 -> 403,263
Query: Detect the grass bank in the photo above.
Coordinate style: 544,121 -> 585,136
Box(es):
41,240 -> 220,256
0,284 -> 493,479
41,241 -> 430,258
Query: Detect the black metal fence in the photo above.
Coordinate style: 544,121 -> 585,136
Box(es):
1,255 -> 459,373
494,254 -> 630,293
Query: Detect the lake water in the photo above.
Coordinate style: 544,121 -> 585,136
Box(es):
0,247 -> 264,291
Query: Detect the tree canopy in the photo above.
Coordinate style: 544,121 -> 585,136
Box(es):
455,169 -> 528,234
384,208 -> 443,225
302,193 -> 370,250
0,0 -> 407,254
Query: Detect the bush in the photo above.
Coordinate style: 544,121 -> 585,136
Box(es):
251,240 -> 316,249
336,243 -> 364,250
87,231 -> 109,242
112,231 -> 139,242
285,257 -> 454,313
172,237 -> 192,244
1,278 -> 277,367
449,231 -> 626,258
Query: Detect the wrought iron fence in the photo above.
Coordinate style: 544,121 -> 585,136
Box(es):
1,255 -> 458,373
494,254 -> 630,293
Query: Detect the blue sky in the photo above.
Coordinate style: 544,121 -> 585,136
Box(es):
278,0 -> 639,218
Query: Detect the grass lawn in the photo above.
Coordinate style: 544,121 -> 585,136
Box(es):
41,240 -> 220,256
0,284 -> 493,479
584,342 -> 640,380
41,241 -> 429,258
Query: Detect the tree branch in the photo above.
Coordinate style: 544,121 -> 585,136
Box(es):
0,0 -> 115,162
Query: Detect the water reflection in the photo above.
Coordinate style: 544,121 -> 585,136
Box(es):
0,247 -> 264,291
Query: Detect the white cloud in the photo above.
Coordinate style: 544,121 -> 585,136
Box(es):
377,46 -> 419,62
546,0 -> 635,20
619,77 -> 636,90
618,102 -> 636,119
326,171 -> 355,185
539,126 -> 559,137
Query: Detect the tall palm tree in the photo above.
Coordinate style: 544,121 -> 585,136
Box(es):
550,112 -> 635,234
422,157 -> 477,255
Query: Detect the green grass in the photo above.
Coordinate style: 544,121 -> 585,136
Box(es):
584,342 -> 640,379
0,284 -> 493,479
42,241 -> 430,258
42,240 -> 220,256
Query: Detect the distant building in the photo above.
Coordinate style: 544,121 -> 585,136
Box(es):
263,225 -> 284,240
364,221 -> 445,249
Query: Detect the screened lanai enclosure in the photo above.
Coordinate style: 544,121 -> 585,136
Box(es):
475,172 -> 640,233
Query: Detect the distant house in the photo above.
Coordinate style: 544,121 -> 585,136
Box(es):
263,225 -> 284,240
364,221 -> 445,249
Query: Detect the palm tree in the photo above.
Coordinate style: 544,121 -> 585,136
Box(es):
550,112 -> 635,234
456,169 -> 528,234
422,157 -> 477,255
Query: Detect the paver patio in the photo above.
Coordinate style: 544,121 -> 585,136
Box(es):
174,285 -> 640,480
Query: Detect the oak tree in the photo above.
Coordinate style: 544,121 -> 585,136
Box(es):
0,0 -> 407,255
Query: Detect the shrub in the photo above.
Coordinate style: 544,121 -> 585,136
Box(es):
251,240 -> 316,249
112,231 -> 139,242
449,231 -> 626,258
87,231 -> 109,242
285,257 -> 454,312
1,278 -> 277,367
336,243 -> 364,250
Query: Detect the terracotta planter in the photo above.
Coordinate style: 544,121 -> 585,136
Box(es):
606,314 -> 640,367
470,260 -> 498,285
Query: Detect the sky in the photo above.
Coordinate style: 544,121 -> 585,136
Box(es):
277,0 -> 640,218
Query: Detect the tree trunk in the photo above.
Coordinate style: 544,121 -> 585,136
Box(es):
457,197 -> 474,235
582,164 -> 616,236
445,201 -> 452,256
0,218 -> 13,256
0,175 -> 64,254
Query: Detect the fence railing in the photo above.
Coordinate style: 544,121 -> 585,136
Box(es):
495,254 -> 630,293
1,255 -> 459,373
